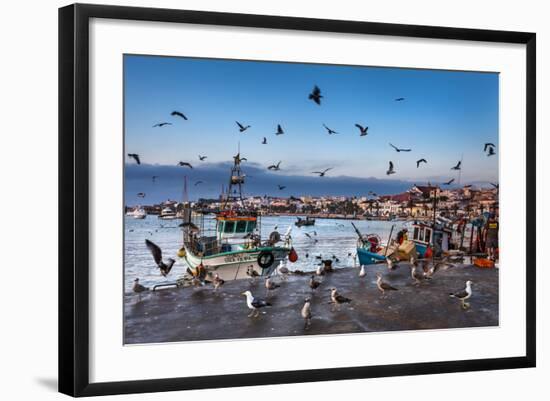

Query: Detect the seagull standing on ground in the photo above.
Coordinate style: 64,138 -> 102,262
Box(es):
376,273 -> 398,297
449,280 -> 473,309
359,265 -> 366,278
264,276 -> 281,296
132,278 -> 148,293
308,85 -> 323,105
246,266 -> 260,283
386,257 -> 397,270
330,288 -> 352,311
277,260 -> 290,280
127,153 -> 141,164
309,275 -> 321,290
410,262 -> 425,285
301,298 -> 312,329
212,273 -> 225,291
242,290 -> 272,318
145,239 -> 175,276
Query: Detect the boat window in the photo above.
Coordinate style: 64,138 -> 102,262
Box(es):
217,222 -> 224,233
235,220 -> 247,233
413,226 -> 419,240
224,221 -> 235,233
248,221 -> 257,231
425,229 -> 432,242
418,229 -> 424,242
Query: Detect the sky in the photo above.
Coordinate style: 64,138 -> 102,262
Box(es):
124,54 -> 499,204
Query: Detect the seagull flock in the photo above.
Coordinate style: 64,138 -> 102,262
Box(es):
127,85 -> 497,195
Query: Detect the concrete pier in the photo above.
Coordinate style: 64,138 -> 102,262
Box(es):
124,263 -> 498,344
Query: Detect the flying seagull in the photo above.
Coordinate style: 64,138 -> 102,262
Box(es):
267,161 -> 282,171
194,181 -> 203,186
355,124 -> 369,136
443,178 -> 455,185
171,111 -> 188,120
389,143 -> 411,152
308,85 -> 322,105
153,122 -> 172,127
487,147 -> 496,156
301,298 -> 312,329
330,288 -> 352,311
484,143 -> 496,152
376,273 -> 398,297
198,155 -> 207,161
490,182 -> 499,190
312,168 -> 332,177
277,185 -> 286,190
242,290 -> 272,318
262,137 -> 267,144
323,124 -> 339,135
177,161 -> 193,168
233,153 -> 247,164
449,280 -> 473,309
416,158 -> 427,168
127,153 -> 141,165
275,124 -> 284,135
137,192 -> 146,198
395,97 -> 405,101
144,239 -> 175,277
451,160 -> 462,170
152,175 -> 159,183
236,121 -> 251,132
386,161 -> 396,175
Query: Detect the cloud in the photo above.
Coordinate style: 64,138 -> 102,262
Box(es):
124,162 -> 438,205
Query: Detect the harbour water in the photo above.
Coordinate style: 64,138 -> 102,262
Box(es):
124,215 -> 409,291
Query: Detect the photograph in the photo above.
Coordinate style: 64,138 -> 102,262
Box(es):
123,54 -> 500,344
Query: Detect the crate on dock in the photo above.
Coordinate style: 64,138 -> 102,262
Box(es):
474,257 -> 495,268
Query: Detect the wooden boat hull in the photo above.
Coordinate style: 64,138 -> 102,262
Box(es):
357,247 -> 387,265
182,244 -> 291,281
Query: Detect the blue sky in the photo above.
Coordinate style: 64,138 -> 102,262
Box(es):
124,55 -> 498,204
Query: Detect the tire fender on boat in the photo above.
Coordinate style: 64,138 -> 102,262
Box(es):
257,251 -> 275,269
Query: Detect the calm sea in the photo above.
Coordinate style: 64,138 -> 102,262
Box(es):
124,215 -> 407,291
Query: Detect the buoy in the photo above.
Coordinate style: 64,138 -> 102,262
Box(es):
177,247 -> 186,258
288,247 -> 298,263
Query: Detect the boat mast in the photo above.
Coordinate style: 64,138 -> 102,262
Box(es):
222,144 -> 246,209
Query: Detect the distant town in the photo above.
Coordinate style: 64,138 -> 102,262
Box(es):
126,184 -> 498,221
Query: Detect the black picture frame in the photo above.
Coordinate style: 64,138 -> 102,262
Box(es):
59,3 -> 536,397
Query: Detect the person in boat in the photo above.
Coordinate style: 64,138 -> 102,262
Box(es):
485,212 -> 499,261
396,228 -> 408,245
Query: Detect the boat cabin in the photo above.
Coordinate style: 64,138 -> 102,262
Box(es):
216,214 -> 257,240
411,222 -> 452,257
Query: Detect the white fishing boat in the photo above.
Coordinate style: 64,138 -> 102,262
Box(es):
158,207 -> 177,220
179,154 -> 296,281
131,207 -> 147,219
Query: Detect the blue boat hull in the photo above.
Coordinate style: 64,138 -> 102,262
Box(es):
357,247 -> 387,265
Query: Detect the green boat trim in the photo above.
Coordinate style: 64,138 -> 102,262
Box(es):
183,244 -> 290,260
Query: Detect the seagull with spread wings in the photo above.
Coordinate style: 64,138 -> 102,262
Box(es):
145,239 -> 175,277
386,161 -> 396,175
236,121 -> 251,132
153,122 -> 172,127
389,143 -> 411,152
308,85 -> 323,105
322,124 -> 339,135
171,111 -> 188,120
355,124 -> 369,136
416,158 -> 427,168
127,153 -> 141,165
312,168 -> 332,177
177,161 -> 193,168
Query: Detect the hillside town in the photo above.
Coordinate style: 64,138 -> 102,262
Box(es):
126,183 -> 499,221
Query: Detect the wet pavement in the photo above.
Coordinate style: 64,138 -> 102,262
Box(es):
124,262 -> 498,344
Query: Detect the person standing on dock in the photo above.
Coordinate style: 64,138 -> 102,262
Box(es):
485,212 -> 499,261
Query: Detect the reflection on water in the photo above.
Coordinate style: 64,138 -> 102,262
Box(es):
124,215 -> 408,291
